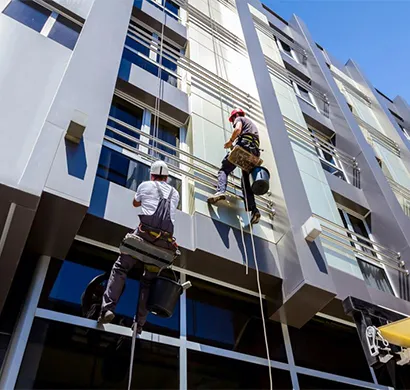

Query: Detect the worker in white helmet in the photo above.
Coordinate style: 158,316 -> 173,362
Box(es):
99,160 -> 179,335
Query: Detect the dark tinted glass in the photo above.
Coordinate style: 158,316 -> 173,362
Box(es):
3,0 -> 51,32
48,15 -> 81,50
0,333 -> 10,372
357,259 -> 394,294
38,242 -> 180,337
289,316 -> 372,381
16,318 -> 179,389
298,85 -> 312,103
150,118 -> 179,166
96,147 -> 182,207
106,100 -> 143,148
298,374 -> 368,389
97,146 -> 130,187
186,278 -> 287,361
188,350 -> 291,389
164,0 -> 179,18
279,40 -> 292,54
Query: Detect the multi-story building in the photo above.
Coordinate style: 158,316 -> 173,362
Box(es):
1,0 -> 410,388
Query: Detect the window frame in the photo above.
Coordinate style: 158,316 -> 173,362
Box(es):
337,205 -> 397,296
2,0 -> 82,49
308,127 -> 348,182
276,38 -> 299,64
292,81 -> 319,112
124,23 -> 182,88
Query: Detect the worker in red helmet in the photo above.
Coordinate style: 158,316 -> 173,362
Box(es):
208,108 -> 261,224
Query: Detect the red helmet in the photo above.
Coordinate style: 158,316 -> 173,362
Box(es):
228,108 -> 246,122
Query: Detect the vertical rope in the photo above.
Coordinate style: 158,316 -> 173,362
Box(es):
242,179 -> 273,390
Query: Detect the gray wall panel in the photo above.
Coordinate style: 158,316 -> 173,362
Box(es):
0,17 -> 70,191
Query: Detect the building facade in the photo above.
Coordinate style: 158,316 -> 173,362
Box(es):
0,0 -> 410,388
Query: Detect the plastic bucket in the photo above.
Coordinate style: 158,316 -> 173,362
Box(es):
147,276 -> 182,318
250,166 -> 270,195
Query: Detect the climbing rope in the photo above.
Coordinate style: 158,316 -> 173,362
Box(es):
206,3 -> 272,387
127,4 -> 168,390
242,176 -> 273,390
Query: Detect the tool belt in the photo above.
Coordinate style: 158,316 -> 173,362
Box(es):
138,223 -> 178,248
237,134 -> 260,155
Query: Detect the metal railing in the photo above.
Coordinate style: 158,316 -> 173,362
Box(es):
264,53 -> 330,118
313,214 -> 407,274
252,14 -> 308,65
330,68 -> 372,106
353,115 -> 401,157
105,116 -> 275,216
125,20 -> 266,126
284,117 -> 361,188
386,177 -> 410,218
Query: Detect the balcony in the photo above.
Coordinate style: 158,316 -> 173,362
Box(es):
314,214 -> 407,276
101,116 -> 275,218
386,177 -> 410,218
284,117 -> 361,189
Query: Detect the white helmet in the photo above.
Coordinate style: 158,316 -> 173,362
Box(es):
150,160 -> 169,176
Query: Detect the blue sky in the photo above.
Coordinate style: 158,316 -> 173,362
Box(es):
263,1 -> 410,104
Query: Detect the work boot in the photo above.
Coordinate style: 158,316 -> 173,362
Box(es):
207,191 -> 226,204
98,310 -> 115,324
250,209 -> 261,225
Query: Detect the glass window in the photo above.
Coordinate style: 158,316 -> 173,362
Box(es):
164,0 -> 179,19
38,242 -> 180,337
106,99 -> 143,148
186,278 -> 287,361
16,318 -> 179,389
188,350 -> 292,389
297,85 -> 313,104
338,210 -> 394,294
48,15 -> 81,50
3,0 -> 51,32
97,147 -> 131,187
357,259 -> 394,294
288,316 -> 373,382
297,374 -> 368,389
97,147 -> 183,206
150,118 -> 179,166
279,40 -> 292,54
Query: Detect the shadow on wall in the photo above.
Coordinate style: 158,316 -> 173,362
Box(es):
207,202 -> 277,275
88,177 -> 110,218
65,138 -> 87,180
307,241 -> 329,274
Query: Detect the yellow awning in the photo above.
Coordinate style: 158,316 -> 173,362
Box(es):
379,317 -> 410,348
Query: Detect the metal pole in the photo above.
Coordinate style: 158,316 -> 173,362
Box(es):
0,255 -> 50,389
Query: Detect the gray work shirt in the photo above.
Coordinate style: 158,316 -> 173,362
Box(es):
234,116 -> 259,139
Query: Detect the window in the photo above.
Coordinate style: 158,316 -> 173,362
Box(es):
289,316 -> 373,382
338,208 -> 394,294
188,350 -> 292,389
398,123 -> 410,140
3,0 -> 51,32
38,242 -> 180,337
309,128 -> 346,181
277,39 -> 298,63
97,146 -> 183,203
3,0 -> 81,49
150,117 -> 179,166
293,82 -> 317,110
47,14 -> 81,50
122,23 -> 181,87
15,318 -> 179,389
146,0 -> 179,20
389,109 -> 404,122
106,98 -> 143,148
186,277 -> 288,361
